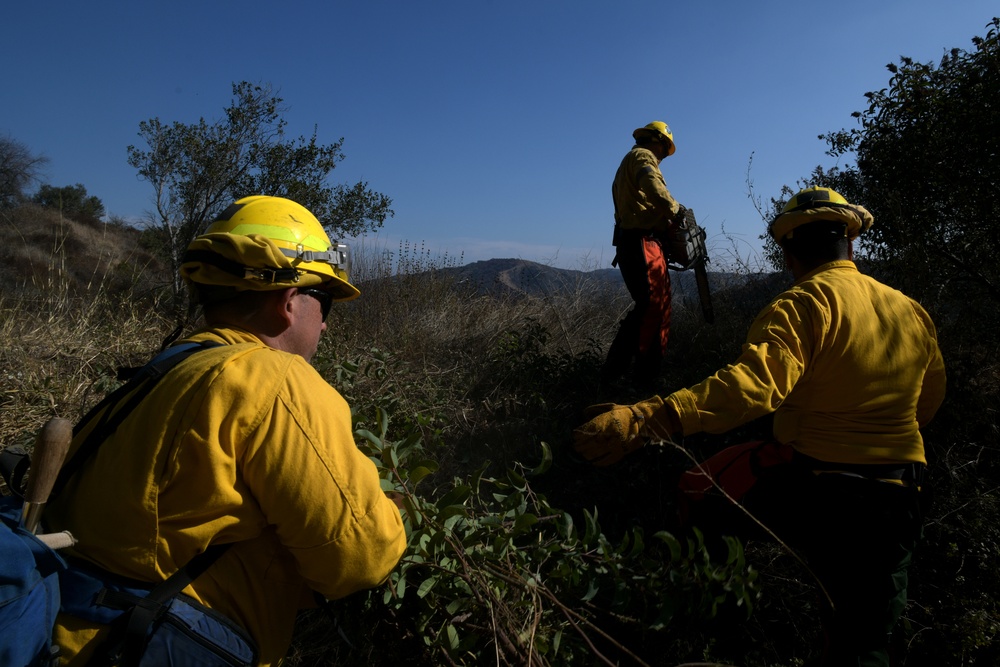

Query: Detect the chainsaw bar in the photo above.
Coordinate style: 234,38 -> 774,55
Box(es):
694,258 -> 714,324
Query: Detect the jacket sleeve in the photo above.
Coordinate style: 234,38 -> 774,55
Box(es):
636,164 -> 680,218
241,358 -> 406,599
666,297 -> 808,435
634,152 -> 681,224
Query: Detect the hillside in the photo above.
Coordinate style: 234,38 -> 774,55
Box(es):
424,256 -> 750,301
0,205 -> 169,299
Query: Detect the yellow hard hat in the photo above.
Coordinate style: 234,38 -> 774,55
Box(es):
769,186 -> 874,242
632,121 -> 676,156
180,195 -> 360,301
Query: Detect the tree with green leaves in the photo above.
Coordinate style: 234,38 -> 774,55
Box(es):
754,164 -> 860,271
810,17 -> 1000,306
127,81 -> 394,300
33,183 -> 106,221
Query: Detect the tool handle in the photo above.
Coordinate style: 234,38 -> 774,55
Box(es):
37,530 -> 77,550
22,417 -> 73,533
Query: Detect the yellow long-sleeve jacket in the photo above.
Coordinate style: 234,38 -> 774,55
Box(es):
665,261 -> 947,465
47,327 -> 407,666
612,146 -> 681,232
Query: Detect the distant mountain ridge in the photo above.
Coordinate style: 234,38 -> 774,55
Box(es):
425,257 -> 742,300
432,258 -> 621,297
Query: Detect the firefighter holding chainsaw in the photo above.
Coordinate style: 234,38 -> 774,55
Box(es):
602,121 -> 689,391
45,196 -> 407,666
575,187 -> 946,666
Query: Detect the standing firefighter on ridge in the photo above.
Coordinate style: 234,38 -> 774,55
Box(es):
603,121 -> 689,391
45,195 -> 407,666
575,186 -> 946,666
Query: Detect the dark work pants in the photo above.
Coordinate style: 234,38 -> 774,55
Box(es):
603,231 -> 671,386
684,454 -> 922,667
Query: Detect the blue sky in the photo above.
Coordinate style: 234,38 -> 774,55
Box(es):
4,1 -> 996,270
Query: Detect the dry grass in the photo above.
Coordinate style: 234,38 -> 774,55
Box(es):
0,290 -> 171,446
0,206 -> 175,448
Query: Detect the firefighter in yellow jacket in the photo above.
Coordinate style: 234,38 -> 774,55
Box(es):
603,121 -> 686,390
47,196 -> 407,666
575,187 -> 946,666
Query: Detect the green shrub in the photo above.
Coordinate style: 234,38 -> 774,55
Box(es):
283,351 -> 760,666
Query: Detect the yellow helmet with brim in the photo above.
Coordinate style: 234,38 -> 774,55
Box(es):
632,121 -> 676,156
180,195 -> 360,301
769,186 -> 874,242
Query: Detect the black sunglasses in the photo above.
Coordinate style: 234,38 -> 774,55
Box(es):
298,288 -> 333,321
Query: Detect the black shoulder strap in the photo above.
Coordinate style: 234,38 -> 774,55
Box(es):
52,341 -> 223,499
86,542 -> 233,667
48,339 -> 232,667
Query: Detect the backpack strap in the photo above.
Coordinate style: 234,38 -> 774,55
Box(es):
52,341 -> 222,499
85,543 -> 232,667
48,339 -> 232,666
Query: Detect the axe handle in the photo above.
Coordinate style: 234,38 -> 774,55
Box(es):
21,417 -> 73,534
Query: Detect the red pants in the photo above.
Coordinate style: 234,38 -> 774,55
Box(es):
603,233 -> 671,385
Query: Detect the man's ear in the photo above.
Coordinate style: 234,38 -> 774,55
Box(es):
270,287 -> 298,328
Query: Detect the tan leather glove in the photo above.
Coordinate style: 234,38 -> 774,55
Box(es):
573,396 -> 682,466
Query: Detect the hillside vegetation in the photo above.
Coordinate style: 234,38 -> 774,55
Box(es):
1,201 -> 997,666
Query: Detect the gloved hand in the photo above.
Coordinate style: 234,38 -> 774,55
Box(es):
573,396 -> 682,467
582,402 -> 618,419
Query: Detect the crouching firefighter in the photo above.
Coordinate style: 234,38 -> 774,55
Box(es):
42,195 -> 407,665
575,186 -> 946,666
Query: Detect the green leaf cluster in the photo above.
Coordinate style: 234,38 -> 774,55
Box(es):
819,18 -> 1000,309
32,183 -> 105,221
335,350 -> 759,666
